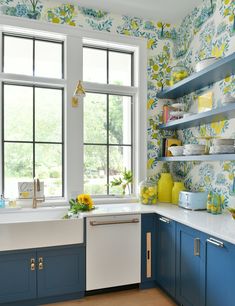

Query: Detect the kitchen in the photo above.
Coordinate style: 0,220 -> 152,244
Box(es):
0,0 -> 235,306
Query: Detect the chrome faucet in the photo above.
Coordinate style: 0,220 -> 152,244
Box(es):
32,178 -> 45,209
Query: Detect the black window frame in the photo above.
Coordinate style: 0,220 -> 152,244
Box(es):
83,45 -> 134,86
83,45 -> 134,196
2,82 -> 65,198
2,33 -> 64,78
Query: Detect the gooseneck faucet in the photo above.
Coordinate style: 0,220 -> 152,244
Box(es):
32,178 -> 45,209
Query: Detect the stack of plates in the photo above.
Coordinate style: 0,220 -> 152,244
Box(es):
221,94 -> 235,104
195,57 -> 219,72
210,139 -> 234,154
183,144 -> 206,155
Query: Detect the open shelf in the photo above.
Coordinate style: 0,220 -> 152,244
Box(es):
157,154 -> 235,162
156,53 -> 235,99
158,103 -> 235,130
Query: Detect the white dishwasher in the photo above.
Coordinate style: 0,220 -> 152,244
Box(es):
86,214 -> 141,291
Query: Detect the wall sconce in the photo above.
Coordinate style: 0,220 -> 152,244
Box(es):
72,81 -> 86,107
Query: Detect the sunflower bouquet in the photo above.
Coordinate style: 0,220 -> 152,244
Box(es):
67,194 -> 95,216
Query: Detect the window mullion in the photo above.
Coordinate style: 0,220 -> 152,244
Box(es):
107,94 -> 109,195
33,86 -> 35,179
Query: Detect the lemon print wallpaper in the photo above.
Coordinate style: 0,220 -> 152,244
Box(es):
0,0 -> 234,206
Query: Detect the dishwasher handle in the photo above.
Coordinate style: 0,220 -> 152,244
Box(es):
90,218 -> 140,226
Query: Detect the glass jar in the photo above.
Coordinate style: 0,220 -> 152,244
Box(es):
139,178 -> 157,205
158,173 -> 173,203
170,65 -> 189,86
172,182 -> 185,205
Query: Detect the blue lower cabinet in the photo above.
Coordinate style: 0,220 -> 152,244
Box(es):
0,244 -> 85,305
37,245 -> 85,298
0,249 -> 37,303
204,235 -> 235,306
141,214 -> 156,287
156,215 -> 176,298
176,223 -> 205,306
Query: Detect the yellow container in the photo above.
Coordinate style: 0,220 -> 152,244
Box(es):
172,182 -> 185,204
139,178 -> 157,205
158,173 -> 173,203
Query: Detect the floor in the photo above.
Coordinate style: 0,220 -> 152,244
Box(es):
45,288 -> 177,306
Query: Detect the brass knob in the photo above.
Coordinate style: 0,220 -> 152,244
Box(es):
38,257 -> 44,270
30,258 -> 35,271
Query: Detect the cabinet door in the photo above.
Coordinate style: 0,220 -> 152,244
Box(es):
205,236 -> 235,306
0,249 -> 37,303
156,215 -> 176,298
176,223 -> 204,306
37,245 -> 85,298
141,214 -> 156,285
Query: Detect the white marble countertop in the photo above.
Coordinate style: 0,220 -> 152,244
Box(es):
80,202 -> 235,245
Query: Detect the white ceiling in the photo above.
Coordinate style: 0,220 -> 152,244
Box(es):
73,0 -> 203,24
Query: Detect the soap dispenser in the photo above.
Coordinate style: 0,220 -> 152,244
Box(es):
0,194 -> 5,208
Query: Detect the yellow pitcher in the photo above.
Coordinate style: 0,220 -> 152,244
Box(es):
172,182 -> 185,204
158,173 -> 173,203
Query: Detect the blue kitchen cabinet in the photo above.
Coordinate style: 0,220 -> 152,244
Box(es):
37,244 -> 85,298
156,215 -> 176,298
204,235 -> 235,306
0,249 -> 37,303
0,244 -> 85,305
141,214 -> 156,287
176,223 -> 205,306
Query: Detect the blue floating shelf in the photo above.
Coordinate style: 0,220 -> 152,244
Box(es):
156,52 -> 235,99
158,103 -> 235,130
158,154 -> 235,162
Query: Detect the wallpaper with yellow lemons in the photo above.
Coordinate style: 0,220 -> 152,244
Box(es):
0,0 -> 234,205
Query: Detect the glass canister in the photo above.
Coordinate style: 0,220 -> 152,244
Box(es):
170,65 -> 189,86
158,173 -> 173,203
172,182 -> 186,205
139,178 -> 157,205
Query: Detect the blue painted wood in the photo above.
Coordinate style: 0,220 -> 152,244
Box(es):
203,234 -> 235,306
0,249 -> 37,303
158,103 -> 235,130
158,154 -> 235,162
37,245 -> 85,298
141,214 -> 157,286
157,52 -> 235,99
156,215 -> 176,298
176,223 -> 205,306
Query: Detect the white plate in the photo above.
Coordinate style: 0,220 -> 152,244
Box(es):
213,139 -> 234,146
171,103 -> 185,110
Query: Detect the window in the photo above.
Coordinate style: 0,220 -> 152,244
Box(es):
0,17 -> 147,202
1,34 -> 64,198
83,47 -> 133,195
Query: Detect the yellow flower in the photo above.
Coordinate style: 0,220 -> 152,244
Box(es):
210,120 -> 226,135
147,98 -> 154,109
147,39 -> 155,49
77,194 -> 94,210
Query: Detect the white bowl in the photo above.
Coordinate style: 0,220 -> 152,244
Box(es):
213,139 -> 234,146
184,144 -> 205,150
168,146 -> 184,156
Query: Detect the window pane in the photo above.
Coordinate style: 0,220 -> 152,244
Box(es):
109,95 -> 132,145
4,36 -> 33,75
84,93 -> 107,144
84,145 -> 107,195
35,88 -> 62,142
4,143 -> 33,197
83,48 -> 107,83
35,144 -> 62,197
4,85 -> 33,141
109,52 -> 132,86
35,41 -> 63,78
109,146 -> 132,195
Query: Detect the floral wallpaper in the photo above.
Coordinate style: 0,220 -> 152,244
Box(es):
0,0 -> 234,206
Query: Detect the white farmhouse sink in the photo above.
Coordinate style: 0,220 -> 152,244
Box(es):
0,206 -> 84,251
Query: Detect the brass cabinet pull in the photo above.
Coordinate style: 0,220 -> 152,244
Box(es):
207,237 -> 224,248
30,258 -> 36,271
194,238 -> 200,256
38,257 -> 44,270
146,232 -> 152,278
